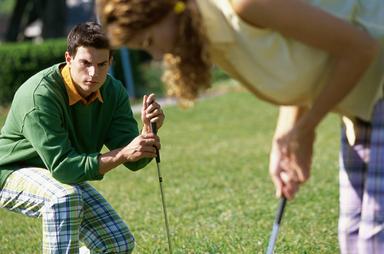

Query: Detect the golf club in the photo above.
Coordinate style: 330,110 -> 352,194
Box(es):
266,197 -> 287,254
151,121 -> 173,254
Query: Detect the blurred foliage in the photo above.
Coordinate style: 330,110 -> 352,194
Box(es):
0,39 -> 67,105
0,39 -> 229,105
0,40 -> 151,105
0,0 -> 15,14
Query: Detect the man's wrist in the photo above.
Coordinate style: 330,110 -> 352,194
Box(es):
141,124 -> 151,135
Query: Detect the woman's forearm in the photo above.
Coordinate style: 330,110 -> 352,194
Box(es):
274,106 -> 308,139
234,0 -> 379,132
297,47 -> 379,132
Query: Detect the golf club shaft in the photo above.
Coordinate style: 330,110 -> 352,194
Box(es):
151,122 -> 173,254
155,162 -> 173,253
266,197 -> 287,254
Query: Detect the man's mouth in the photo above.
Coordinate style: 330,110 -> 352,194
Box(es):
85,81 -> 98,85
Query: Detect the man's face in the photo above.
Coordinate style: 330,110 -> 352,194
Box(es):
65,46 -> 111,98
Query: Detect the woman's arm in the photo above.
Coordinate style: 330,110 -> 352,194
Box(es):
233,0 -> 379,132
273,106 -> 307,139
270,106 -> 314,199
233,0 -> 378,195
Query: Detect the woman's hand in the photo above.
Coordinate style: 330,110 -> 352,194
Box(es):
269,125 -> 315,199
269,140 -> 299,200
141,93 -> 165,134
277,125 -> 315,183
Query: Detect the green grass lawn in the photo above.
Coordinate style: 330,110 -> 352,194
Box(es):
0,88 -> 341,253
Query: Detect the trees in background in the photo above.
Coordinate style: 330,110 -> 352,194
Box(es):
4,0 -> 95,42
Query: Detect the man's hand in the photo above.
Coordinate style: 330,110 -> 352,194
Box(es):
141,93 -> 165,134
121,133 -> 160,162
98,133 -> 160,175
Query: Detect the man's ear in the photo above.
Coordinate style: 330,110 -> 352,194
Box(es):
64,51 -> 72,65
109,55 -> 114,66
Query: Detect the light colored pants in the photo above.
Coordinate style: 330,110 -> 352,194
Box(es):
0,167 -> 134,254
339,99 -> 384,254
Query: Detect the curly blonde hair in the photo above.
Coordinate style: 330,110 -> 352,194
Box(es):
97,0 -> 212,102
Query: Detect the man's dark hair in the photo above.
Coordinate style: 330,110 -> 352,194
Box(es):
67,22 -> 111,56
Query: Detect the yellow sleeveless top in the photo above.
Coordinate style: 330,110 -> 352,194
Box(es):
196,0 -> 384,123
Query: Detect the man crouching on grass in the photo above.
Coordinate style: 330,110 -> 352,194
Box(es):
0,22 -> 164,253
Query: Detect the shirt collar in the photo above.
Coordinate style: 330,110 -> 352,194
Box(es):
60,64 -> 104,106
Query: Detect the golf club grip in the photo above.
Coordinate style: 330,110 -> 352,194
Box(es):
276,197 -> 287,225
151,122 -> 161,163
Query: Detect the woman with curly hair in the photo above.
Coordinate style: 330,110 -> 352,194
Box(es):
97,0 -> 384,253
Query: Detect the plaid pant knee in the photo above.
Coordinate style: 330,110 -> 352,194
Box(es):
339,99 -> 384,254
0,167 -> 134,254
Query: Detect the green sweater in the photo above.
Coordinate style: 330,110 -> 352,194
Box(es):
0,63 -> 150,189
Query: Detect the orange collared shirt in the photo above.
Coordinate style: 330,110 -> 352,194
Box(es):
60,64 -> 104,106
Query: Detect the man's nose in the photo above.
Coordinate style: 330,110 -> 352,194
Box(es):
88,66 -> 96,77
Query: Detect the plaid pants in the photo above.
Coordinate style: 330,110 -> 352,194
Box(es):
339,99 -> 384,254
0,167 -> 135,254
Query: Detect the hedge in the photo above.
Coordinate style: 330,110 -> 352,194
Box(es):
0,39 -> 153,105
0,39 -> 67,105
0,40 -> 229,106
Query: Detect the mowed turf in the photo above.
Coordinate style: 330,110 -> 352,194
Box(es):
0,88 -> 340,253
